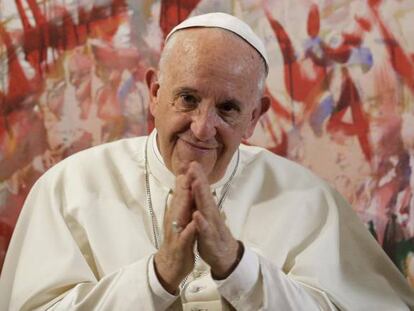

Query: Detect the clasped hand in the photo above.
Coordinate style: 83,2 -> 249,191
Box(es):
154,162 -> 240,294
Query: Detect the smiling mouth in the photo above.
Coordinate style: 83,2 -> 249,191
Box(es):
179,137 -> 218,151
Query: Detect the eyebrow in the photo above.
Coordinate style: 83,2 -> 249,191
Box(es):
173,87 -> 199,97
172,86 -> 244,110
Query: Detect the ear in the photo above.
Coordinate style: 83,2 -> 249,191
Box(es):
145,68 -> 160,117
243,95 -> 271,139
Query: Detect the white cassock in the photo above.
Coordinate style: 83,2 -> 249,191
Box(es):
0,130 -> 413,311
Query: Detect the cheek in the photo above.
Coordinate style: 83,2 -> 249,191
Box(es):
239,115 -> 257,140
169,113 -> 191,131
158,112 -> 192,143
219,126 -> 244,151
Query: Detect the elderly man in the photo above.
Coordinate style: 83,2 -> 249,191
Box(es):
1,12 -> 413,311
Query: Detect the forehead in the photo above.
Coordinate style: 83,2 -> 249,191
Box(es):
160,28 -> 263,100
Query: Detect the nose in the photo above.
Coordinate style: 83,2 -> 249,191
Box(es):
190,106 -> 219,141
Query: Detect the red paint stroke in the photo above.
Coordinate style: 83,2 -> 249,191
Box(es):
91,44 -> 141,71
265,8 -> 326,110
243,114 -> 288,157
320,37 -> 356,64
307,4 -> 320,38
265,119 -> 288,157
1,0 -> 129,117
265,9 -> 295,64
265,88 -> 291,121
307,4 -> 357,65
327,68 -> 372,161
14,0 -> 32,31
368,0 -> 381,9
261,88 -> 291,156
368,1 -> 414,93
0,220 -> 14,267
355,16 -> 372,32
159,0 -> 202,39
27,0 -> 47,25
53,6 -> 78,51
308,5 -> 363,65
15,0 -> 46,74
309,5 -> 370,65
0,23 -> 41,116
266,6 -> 372,160
0,109 -> 48,181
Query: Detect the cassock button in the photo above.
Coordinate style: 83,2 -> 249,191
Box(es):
189,285 -> 205,293
193,270 -> 203,278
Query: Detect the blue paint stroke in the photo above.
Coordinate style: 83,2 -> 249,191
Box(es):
309,95 -> 335,136
348,47 -> 373,72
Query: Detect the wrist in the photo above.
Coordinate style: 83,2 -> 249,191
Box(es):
211,240 -> 244,280
154,253 -> 181,294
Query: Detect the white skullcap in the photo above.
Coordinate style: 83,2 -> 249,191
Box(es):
165,12 -> 269,75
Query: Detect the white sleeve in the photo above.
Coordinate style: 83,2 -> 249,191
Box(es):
0,178 -> 157,311
257,253 -> 339,311
215,246 -> 337,311
48,256 -> 180,311
46,259 -> 156,311
148,255 -> 179,310
214,246 -> 259,308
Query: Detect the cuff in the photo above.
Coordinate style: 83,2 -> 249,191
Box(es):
148,255 -> 178,309
214,245 -> 259,303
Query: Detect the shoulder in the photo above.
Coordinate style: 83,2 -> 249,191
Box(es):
64,136 -> 147,163
236,144 -> 357,227
38,136 -> 147,186
238,144 -> 327,191
236,145 -> 353,246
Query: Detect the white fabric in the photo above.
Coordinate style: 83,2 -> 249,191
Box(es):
0,131 -> 414,310
148,240 -> 263,310
148,255 -> 178,309
214,246 -> 262,310
166,12 -> 269,74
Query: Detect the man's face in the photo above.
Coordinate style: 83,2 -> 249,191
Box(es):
147,28 -> 268,183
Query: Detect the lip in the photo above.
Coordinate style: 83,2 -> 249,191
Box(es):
179,137 -> 218,151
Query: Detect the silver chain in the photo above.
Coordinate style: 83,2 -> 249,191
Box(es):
144,137 -> 162,249
144,137 -> 240,287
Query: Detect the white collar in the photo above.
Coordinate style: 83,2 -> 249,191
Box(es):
147,130 -> 239,193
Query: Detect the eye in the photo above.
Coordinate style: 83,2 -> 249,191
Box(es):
216,100 -> 242,124
174,93 -> 199,112
181,94 -> 198,105
218,101 -> 240,114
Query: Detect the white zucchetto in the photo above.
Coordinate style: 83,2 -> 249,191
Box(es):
165,12 -> 269,74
